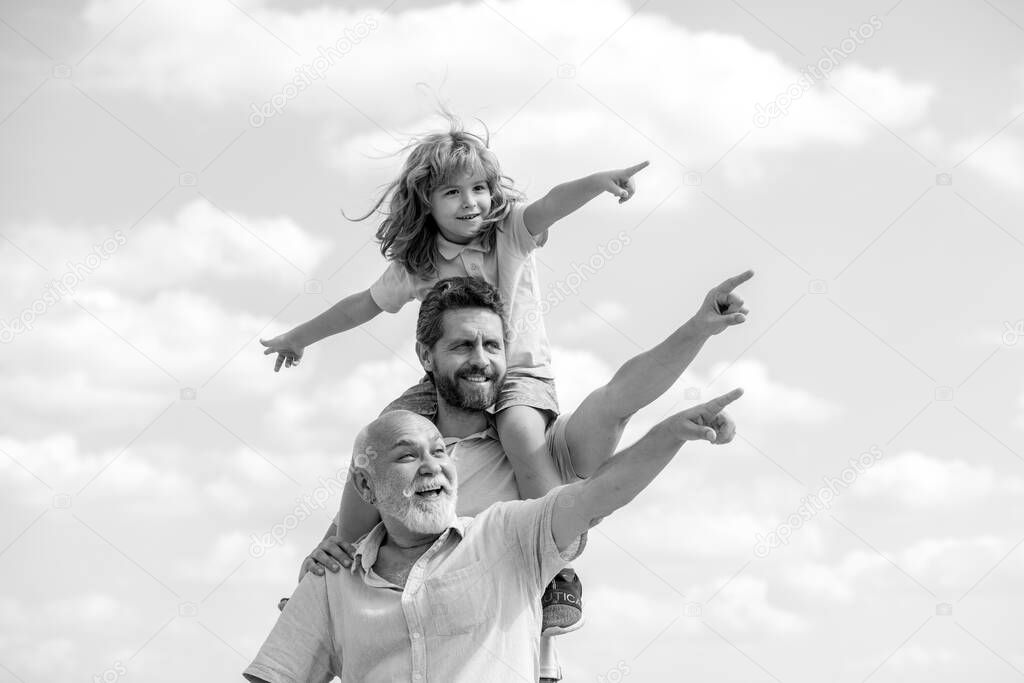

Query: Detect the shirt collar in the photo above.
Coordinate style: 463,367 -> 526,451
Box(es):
435,232 -> 488,261
442,413 -> 498,448
349,517 -> 467,575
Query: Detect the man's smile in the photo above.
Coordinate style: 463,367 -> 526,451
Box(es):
411,479 -> 451,499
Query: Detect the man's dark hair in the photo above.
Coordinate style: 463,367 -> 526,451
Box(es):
416,277 -> 508,349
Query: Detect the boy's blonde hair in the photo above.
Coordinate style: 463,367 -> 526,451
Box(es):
356,111 -> 524,279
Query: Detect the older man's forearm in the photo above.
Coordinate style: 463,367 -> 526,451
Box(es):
585,422 -> 686,515
555,420 -> 686,547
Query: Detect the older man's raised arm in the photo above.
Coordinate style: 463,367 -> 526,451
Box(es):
551,389 -> 743,550
563,271 -> 753,478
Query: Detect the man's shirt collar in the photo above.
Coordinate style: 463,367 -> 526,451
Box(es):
442,413 -> 498,448
349,517 -> 467,575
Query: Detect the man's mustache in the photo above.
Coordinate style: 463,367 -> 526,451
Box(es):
457,367 -> 497,379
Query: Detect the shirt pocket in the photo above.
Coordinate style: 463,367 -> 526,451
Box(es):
424,559 -> 489,636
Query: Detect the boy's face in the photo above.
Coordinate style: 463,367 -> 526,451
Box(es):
429,171 -> 492,244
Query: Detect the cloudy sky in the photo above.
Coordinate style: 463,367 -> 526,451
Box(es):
2,0 -> 1024,680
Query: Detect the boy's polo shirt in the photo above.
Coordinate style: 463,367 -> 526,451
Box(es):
368,202 -> 554,379
243,486 -> 586,683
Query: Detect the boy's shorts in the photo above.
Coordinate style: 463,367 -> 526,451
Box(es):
380,370 -> 559,424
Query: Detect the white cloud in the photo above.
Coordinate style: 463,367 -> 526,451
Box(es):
584,584 -> 689,632
0,433 -> 336,519
783,562 -> 856,602
0,433 -> 189,503
829,66 -> 935,128
551,301 -> 629,344
706,359 -> 841,423
550,345 -> 616,412
887,645 -> 959,671
853,451 -> 1024,506
695,575 -> 806,634
0,286 -> 310,444
0,594 -> 139,680
43,594 -> 127,623
900,535 -> 1010,589
266,354 -> 423,451
2,198 -> 328,305
72,0 -> 935,184
573,356 -> 837,459
954,134 -> 1024,190
783,534 -> 1024,604
610,500 -> 768,559
586,574 -> 806,638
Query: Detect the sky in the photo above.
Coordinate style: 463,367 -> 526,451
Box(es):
2,0 -> 1024,680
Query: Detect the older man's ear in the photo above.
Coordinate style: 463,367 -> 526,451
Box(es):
351,469 -> 377,506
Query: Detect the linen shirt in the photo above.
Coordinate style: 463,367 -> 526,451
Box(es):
243,487 -> 587,683
368,203 -> 554,379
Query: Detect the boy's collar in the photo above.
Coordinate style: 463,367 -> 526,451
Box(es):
435,232 -> 487,260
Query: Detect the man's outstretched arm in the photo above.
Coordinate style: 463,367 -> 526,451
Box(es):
564,270 -> 753,477
551,389 -> 742,550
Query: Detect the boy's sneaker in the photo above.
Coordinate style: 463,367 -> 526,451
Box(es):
541,568 -> 583,636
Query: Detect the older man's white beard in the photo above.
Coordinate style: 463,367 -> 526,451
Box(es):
374,479 -> 458,534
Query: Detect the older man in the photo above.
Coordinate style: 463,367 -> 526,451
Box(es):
252,272 -> 752,681
245,391 -> 742,681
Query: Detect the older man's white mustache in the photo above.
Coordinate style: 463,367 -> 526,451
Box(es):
401,478 -> 453,497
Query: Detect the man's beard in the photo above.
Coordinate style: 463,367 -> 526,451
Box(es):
374,476 -> 458,535
434,367 -> 504,411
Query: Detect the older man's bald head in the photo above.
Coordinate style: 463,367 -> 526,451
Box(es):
348,410 -> 458,534
350,410 -> 443,476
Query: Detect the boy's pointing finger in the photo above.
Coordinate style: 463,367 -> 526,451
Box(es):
625,160 -> 650,176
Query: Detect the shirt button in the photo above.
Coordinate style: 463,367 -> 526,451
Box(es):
413,675 -> 422,681
412,632 -> 422,639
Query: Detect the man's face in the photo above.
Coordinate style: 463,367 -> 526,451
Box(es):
428,171 -> 492,245
367,413 -> 458,535
425,308 -> 507,411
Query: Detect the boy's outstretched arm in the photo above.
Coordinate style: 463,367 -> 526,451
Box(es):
523,160 -> 650,236
564,270 -> 753,477
551,389 -> 742,551
260,288 -> 382,372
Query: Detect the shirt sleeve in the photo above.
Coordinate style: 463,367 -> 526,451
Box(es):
501,487 -> 587,594
243,573 -> 340,683
545,412 -> 585,483
368,261 -> 418,314
501,202 -> 548,258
